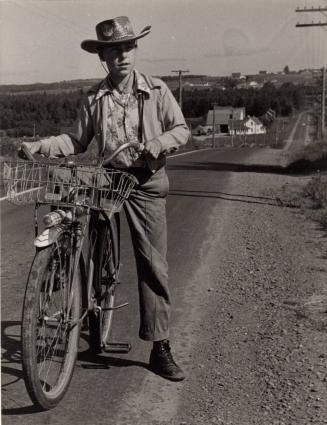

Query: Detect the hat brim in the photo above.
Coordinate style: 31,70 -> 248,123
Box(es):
81,26 -> 151,53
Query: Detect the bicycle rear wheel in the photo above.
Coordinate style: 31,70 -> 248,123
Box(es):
88,215 -> 119,352
21,232 -> 81,410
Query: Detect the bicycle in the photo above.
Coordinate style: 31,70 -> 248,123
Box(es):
3,142 -> 143,410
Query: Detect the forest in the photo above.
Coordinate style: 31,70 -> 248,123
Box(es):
0,81 -> 305,137
181,81 -> 305,120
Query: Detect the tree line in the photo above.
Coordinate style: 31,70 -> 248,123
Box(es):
0,81 -> 305,137
0,91 -> 83,137
179,81 -> 305,121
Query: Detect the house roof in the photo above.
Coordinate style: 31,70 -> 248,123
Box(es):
248,116 -> 263,125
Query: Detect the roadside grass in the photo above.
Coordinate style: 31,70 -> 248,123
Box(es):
286,140 -> 327,172
302,173 -> 327,229
281,140 -> 327,230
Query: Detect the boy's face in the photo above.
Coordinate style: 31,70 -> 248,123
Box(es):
101,41 -> 137,78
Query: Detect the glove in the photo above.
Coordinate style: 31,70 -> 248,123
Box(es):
144,139 -> 162,159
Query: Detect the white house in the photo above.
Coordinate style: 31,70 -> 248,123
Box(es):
206,107 -> 266,135
229,116 -> 266,135
244,116 -> 266,134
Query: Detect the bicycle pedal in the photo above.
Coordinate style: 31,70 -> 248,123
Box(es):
103,342 -> 132,353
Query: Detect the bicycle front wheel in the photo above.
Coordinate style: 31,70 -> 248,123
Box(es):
21,232 -> 81,410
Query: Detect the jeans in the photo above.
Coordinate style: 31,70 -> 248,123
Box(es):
123,166 -> 170,341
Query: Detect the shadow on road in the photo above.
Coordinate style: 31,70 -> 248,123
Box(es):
1,325 -> 149,416
1,321 -> 43,415
169,189 -> 285,207
2,405 -> 44,415
168,159 -> 327,176
168,161 -> 287,174
1,320 -> 23,385
78,332 -> 149,370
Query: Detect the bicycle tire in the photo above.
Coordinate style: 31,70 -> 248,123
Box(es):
21,232 -> 81,410
88,215 -> 119,352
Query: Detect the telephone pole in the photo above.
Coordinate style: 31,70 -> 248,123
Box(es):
295,5 -> 327,139
322,66 -> 326,137
172,69 -> 189,110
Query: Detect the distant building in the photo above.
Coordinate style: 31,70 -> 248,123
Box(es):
248,80 -> 260,88
206,107 -> 266,135
246,116 -> 266,134
230,116 -> 266,135
206,107 -> 246,134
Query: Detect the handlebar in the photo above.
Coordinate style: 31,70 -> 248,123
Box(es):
102,142 -> 144,167
19,141 -> 145,167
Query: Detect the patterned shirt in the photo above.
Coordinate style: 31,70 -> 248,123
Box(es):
104,77 -> 144,168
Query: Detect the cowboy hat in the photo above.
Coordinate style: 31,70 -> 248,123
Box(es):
81,16 -> 151,54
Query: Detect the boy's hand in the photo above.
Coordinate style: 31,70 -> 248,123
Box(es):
144,139 -> 162,159
18,141 -> 41,159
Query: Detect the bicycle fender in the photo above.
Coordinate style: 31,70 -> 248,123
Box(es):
34,225 -> 66,248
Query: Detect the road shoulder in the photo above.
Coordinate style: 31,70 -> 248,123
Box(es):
175,171 -> 327,425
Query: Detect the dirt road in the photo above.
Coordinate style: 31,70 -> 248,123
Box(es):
1,147 -> 327,424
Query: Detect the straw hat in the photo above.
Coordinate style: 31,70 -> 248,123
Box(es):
81,16 -> 151,53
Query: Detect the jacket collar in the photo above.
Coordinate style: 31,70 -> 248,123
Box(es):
92,70 -> 157,100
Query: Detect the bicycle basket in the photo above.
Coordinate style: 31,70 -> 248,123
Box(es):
3,161 -> 137,217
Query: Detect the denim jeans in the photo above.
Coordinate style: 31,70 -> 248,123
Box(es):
123,166 -> 170,341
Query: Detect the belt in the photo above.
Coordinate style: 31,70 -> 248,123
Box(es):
131,157 -> 147,168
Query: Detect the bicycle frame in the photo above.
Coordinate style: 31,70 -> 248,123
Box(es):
32,201 -> 121,327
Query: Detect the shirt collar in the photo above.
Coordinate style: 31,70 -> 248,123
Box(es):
94,69 -> 151,100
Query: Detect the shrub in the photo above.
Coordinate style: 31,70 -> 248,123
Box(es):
303,173 -> 327,209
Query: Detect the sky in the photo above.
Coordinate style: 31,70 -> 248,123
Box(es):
0,0 -> 326,85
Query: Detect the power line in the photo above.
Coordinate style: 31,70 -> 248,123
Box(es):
295,5 -> 327,26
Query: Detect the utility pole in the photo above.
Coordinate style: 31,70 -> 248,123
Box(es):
295,5 -> 327,139
322,66 -> 326,137
231,107 -> 234,147
172,69 -> 189,109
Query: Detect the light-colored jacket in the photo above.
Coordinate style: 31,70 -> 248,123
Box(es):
38,70 -> 190,173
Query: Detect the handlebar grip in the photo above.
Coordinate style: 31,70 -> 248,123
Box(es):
20,144 -> 36,162
102,142 -> 145,167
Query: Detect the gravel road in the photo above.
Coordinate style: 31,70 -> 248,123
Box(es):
104,150 -> 327,425
168,168 -> 327,425
2,147 -> 326,425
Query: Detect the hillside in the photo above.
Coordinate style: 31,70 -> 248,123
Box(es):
0,70 -> 317,95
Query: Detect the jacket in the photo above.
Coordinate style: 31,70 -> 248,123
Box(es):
38,70 -> 190,173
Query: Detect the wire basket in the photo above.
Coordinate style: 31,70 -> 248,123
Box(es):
3,161 -> 137,217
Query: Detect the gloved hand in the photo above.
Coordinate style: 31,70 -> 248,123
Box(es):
144,139 -> 162,159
